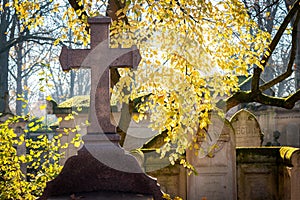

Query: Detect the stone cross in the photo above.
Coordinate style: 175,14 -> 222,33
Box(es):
40,16 -> 163,199
59,16 -> 141,144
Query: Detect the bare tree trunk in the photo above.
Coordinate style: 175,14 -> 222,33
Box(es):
0,0 -> 10,114
0,50 -> 10,114
23,75 -> 29,115
70,70 -> 75,97
16,42 -> 24,115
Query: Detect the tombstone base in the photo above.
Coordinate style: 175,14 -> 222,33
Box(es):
47,190 -> 153,200
39,146 -> 163,200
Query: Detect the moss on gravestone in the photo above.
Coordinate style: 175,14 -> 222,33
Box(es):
236,147 -> 280,163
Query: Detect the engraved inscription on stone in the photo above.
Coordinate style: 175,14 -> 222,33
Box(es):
230,109 -> 263,147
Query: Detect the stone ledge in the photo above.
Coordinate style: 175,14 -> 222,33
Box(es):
280,146 -> 300,166
236,147 -> 281,163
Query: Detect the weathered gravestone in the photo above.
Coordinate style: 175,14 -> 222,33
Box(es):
187,115 -> 236,200
230,109 -> 263,147
236,147 -> 300,200
40,16 -> 163,199
237,147 -> 280,200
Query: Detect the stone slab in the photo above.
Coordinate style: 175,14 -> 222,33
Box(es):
187,116 -> 236,200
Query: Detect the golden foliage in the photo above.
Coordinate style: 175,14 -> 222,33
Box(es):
8,0 -> 271,172
110,0 -> 271,165
0,116 -> 63,199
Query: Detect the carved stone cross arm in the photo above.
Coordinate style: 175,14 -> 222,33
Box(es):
59,48 -> 90,71
59,16 -> 141,71
59,46 -> 141,71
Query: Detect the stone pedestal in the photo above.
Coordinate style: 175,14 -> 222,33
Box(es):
40,146 -> 163,199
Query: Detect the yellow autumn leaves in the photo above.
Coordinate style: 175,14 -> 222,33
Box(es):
0,113 -> 83,199
0,116 -> 60,199
110,0 -> 271,166
7,0 -> 271,170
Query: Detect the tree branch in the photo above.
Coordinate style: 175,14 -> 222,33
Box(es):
256,90 -> 300,109
106,0 -> 129,24
253,0 -> 281,18
175,0 -> 199,23
251,0 -> 300,92
8,67 -> 17,81
218,88 -> 300,112
0,35 -> 61,54
67,0 -> 90,32
251,68 -> 262,92
260,10 -> 300,91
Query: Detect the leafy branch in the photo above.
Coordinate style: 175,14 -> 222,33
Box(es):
218,0 -> 300,112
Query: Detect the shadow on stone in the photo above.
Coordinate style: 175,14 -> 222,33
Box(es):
39,146 -> 163,200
